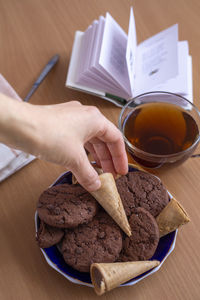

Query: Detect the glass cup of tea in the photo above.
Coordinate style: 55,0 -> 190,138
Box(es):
118,91 -> 200,169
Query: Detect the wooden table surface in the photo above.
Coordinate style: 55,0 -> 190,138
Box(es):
0,0 -> 200,299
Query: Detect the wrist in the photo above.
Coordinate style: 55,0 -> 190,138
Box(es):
0,94 -> 41,155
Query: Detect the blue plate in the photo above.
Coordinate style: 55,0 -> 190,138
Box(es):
35,164 -> 177,287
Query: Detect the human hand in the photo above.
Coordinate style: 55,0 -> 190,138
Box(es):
28,101 -> 128,191
0,95 -> 128,191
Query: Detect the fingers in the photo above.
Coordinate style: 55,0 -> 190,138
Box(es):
83,111 -> 128,176
69,146 -> 101,192
84,142 -> 101,166
94,119 -> 128,175
65,100 -> 82,107
89,138 -> 117,176
107,137 -> 128,175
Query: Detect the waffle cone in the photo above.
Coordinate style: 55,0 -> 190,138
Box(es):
90,173 -> 131,236
156,197 -> 190,237
90,260 -> 160,295
72,174 -> 78,185
128,162 -> 147,172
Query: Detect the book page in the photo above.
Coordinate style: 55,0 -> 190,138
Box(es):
83,20 -> 98,74
91,16 -> 128,91
134,24 -> 178,94
77,17 -> 126,94
78,74 -> 130,99
84,16 -> 123,89
91,16 -> 105,69
142,41 -> 189,96
66,31 -> 105,97
126,7 -> 137,95
76,25 -> 92,81
81,17 -> 121,90
76,13 -> 130,97
98,12 -> 131,96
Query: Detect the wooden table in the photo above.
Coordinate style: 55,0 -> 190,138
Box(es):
0,0 -> 200,299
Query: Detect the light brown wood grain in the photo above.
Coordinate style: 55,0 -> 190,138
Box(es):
0,0 -> 200,299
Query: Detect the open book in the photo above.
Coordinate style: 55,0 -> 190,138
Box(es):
66,7 -> 192,107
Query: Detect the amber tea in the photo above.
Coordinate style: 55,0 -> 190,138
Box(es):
123,102 -> 199,167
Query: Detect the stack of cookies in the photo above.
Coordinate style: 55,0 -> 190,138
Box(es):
36,166 -> 190,295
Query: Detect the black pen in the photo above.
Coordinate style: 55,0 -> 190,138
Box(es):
24,54 -> 59,102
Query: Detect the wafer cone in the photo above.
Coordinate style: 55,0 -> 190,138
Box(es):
156,197 -> 190,237
90,173 -> 131,236
72,174 -> 78,185
128,162 -> 146,172
90,260 -> 160,295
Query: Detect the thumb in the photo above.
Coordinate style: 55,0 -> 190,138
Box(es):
69,147 -> 101,192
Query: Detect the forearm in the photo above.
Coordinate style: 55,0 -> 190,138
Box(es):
0,93 -> 40,154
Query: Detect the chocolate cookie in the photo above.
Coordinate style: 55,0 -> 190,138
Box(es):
36,220 -> 64,248
116,171 -> 169,217
61,211 -> 123,272
120,207 -> 159,261
37,184 -> 99,228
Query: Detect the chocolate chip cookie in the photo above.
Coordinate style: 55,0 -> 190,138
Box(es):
36,220 -> 64,248
37,184 -> 99,228
61,211 -> 123,272
120,207 -> 159,261
116,171 -> 169,217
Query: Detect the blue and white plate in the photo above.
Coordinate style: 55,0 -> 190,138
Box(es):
35,165 -> 177,287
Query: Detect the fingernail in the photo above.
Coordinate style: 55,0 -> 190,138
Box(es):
87,179 -> 101,192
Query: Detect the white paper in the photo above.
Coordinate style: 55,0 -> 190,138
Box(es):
91,16 -> 105,69
76,25 -> 92,82
77,20 -> 127,95
0,143 -> 19,169
134,24 -> 179,94
79,18 -> 122,91
135,41 -> 189,96
92,15 -> 129,93
66,31 -> 105,96
87,20 -> 98,72
68,32 -> 129,99
98,13 -> 131,95
77,15 -> 130,98
78,17 -> 123,90
126,7 -> 137,95
82,21 -> 98,74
